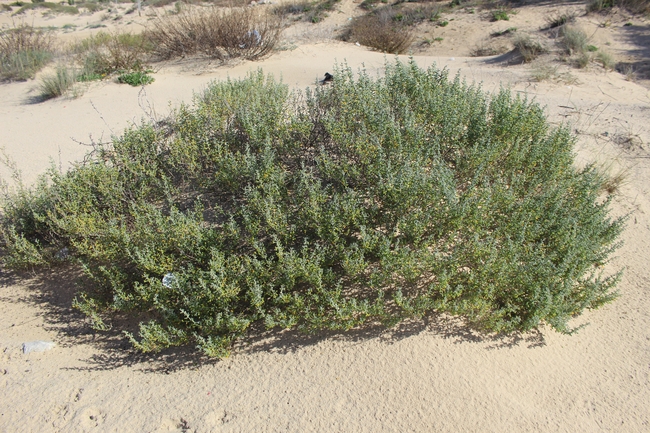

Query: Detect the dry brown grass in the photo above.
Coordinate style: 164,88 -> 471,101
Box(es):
343,7 -> 414,54
145,7 -> 282,61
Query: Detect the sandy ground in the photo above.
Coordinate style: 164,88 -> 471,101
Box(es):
1,0 -> 650,431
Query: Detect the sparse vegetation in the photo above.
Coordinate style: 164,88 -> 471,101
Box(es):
12,1 -> 79,15
0,61 -> 624,357
0,23 -> 55,81
545,12 -> 576,29
38,65 -> 77,100
343,7 -> 414,53
470,42 -> 507,57
619,64 -> 636,81
530,63 -> 578,84
595,49 -> 616,69
513,33 -> 547,62
273,0 -> 340,23
560,25 -> 588,55
491,27 -> 516,37
145,7 -> 281,60
491,8 -> 509,21
273,0 -> 312,17
72,30 -> 152,80
587,0 -> 650,13
576,52 -> 591,68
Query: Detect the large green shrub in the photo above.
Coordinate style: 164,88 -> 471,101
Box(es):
0,60 -> 624,357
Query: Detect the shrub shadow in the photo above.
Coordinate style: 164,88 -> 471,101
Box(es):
5,266 -> 546,373
615,23 -> 650,83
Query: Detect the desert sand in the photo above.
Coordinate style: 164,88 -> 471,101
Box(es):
1,0 -> 650,431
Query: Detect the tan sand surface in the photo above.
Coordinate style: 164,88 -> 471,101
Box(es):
1,1 -> 650,431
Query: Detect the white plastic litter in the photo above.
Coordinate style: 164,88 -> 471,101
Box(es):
22,341 -> 55,354
240,29 -> 262,48
162,273 -> 177,288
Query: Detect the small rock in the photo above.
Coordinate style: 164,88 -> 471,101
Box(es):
22,341 -> 55,354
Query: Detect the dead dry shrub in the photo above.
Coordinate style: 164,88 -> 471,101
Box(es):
146,7 -> 282,60
343,7 -> 414,54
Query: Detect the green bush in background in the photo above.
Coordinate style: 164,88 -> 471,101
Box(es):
0,60 -> 624,357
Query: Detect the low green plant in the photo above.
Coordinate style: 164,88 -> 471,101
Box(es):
491,8 -> 509,21
587,44 -> 598,52
117,70 -> 154,86
0,60 -> 624,357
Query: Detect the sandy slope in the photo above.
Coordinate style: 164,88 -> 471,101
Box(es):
1,1 -> 650,431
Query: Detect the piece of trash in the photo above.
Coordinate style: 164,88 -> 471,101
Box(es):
240,29 -> 262,48
162,273 -> 177,288
320,72 -> 333,85
22,341 -> 55,354
355,42 -> 361,46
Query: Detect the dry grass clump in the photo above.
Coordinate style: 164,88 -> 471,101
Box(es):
146,7 -> 281,60
544,12 -> 576,29
39,65 -> 78,100
512,33 -> 547,62
560,25 -> 588,55
595,49 -> 616,69
342,7 -> 414,54
0,23 -> 55,81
